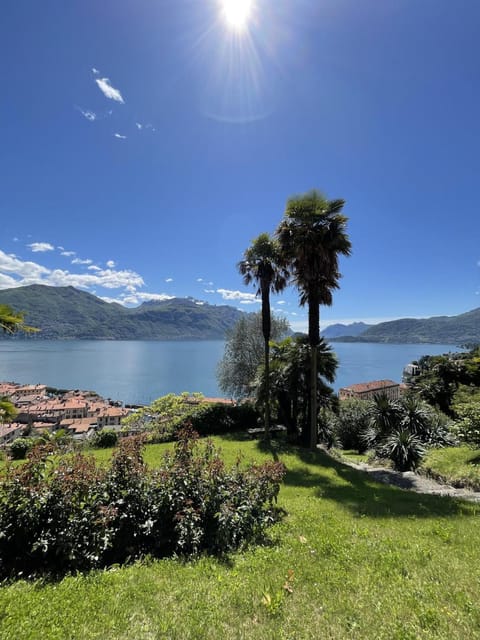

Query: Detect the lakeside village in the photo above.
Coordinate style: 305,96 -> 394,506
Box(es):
0,373 -> 413,448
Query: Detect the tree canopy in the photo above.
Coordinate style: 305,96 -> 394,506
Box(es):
217,312 -> 290,400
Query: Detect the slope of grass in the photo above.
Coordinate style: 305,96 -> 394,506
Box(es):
421,445 -> 480,491
1,436 -> 480,640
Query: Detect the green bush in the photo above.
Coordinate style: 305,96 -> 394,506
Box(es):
0,430 -> 285,579
9,437 -> 35,460
331,399 -> 371,453
380,429 -> 426,472
453,404 -> 480,448
186,403 -> 259,436
93,428 -> 119,448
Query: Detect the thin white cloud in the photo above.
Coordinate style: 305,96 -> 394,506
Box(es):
78,108 -> 97,122
165,277 -> 173,283
71,258 -> 93,265
197,278 -> 204,283
0,273 -> 20,288
88,265 -> 101,271
135,122 -> 143,130
61,250 -> 76,257
95,77 -> 125,103
0,249 -> 144,292
92,67 -> 100,75
28,242 -> 55,253
276,300 -> 286,305
114,133 -> 127,139
13,237 -> 19,242
0,250 -> 50,284
103,292 -> 175,306
106,260 -> 116,268
216,288 -> 259,304
204,289 -> 215,294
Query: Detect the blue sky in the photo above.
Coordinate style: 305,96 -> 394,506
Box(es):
1,0 -> 479,331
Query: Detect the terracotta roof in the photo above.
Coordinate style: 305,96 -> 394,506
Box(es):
0,423 -> 24,438
340,380 -> 399,394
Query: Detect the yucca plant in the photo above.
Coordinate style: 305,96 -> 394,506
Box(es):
380,428 -> 426,472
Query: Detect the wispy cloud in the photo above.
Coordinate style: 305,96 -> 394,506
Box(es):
92,67 -> 100,75
216,288 -> 259,304
204,289 -> 215,294
114,133 -> 127,139
61,250 -> 76,257
135,122 -> 143,130
28,242 -> 55,253
88,265 -> 101,271
78,108 -> 97,121
95,77 -> 125,103
71,258 -> 93,265
101,291 -> 175,306
165,277 -> 173,283
106,260 -> 116,268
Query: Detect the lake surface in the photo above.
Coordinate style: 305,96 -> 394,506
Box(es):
0,340 -> 463,405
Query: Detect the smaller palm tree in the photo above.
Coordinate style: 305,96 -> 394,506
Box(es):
238,233 -> 289,440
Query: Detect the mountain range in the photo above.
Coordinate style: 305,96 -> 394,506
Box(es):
0,285 -> 244,340
321,322 -> 372,339
325,308 -> 480,344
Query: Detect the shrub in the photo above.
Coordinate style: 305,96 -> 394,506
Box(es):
453,404 -> 480,448
186,403 -> 259,436
0,430 -> 285,579
93,428 -> 119,448
379,429 -> 426,472
332,399 -> 371,453
9,437 -> 35,460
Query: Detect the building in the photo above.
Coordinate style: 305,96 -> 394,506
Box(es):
338,379 -> 401,402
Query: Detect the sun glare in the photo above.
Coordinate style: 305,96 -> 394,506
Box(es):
221,0 -> 253,30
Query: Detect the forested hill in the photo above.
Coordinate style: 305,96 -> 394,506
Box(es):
0,285 -> 244,340
330,307 -> 480,344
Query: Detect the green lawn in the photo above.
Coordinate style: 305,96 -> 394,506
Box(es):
1,436 -> 480,640
421,446 -> 480,491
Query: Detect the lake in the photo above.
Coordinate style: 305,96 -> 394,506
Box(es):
0,340 -> 463,405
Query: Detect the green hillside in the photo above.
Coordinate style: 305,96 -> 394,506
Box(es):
0,285 -> 244,340
331,307 -> 480,344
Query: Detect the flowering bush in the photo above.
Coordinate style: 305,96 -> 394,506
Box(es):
0,429 -> 285,579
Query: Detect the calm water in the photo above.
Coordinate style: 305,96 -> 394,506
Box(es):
0,340 -> 463,405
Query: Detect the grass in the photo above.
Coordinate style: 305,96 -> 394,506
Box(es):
421,445 -> 480,491
331,448 -> 370,465
1,435 -> 480,639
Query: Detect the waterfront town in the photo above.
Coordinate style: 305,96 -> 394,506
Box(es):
0,377 -> 406,448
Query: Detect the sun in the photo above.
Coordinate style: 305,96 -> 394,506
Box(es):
220,0 -> 253,30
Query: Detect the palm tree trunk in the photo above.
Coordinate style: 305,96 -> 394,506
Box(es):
262,281 -> 271,441
308,291 -> 320,451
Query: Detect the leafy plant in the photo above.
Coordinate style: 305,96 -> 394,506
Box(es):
93,428 -> 119,448
0,430 -> 286,579
380,429 -> 426,472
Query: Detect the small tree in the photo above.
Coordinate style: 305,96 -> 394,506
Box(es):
217,312 -> 290,400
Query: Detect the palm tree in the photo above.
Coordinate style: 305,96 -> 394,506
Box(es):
276,190 -> 351,450
0,304 -> 38,334
266,335 -> 338,443
238,233 -> 289,440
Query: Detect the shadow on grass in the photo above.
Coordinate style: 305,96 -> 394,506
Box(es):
255,439 -> 476,519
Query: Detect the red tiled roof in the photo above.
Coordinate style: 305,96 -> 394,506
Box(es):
340,380 -> 399,394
